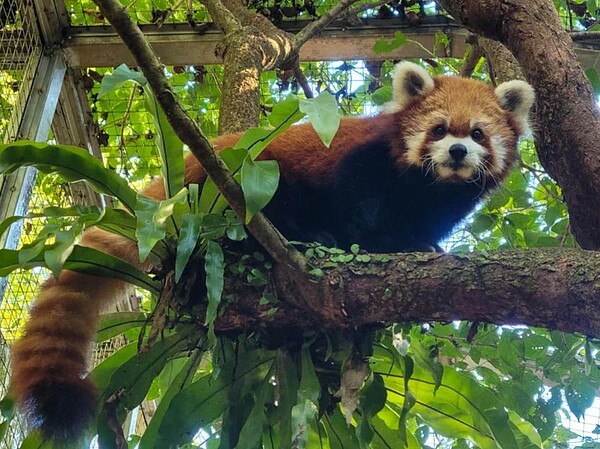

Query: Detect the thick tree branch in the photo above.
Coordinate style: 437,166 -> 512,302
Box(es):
438,0 -> 600,250
92,0 -> 307,274
214,248 -> 600,339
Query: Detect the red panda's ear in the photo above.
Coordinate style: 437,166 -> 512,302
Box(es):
385,62 -> 434,113
495,80 -> 535,136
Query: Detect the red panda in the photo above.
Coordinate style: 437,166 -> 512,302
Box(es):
9,62 -> 534,442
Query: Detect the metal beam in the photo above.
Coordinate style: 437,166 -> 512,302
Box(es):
60,18 -> 600,69
63,18 -> 468,67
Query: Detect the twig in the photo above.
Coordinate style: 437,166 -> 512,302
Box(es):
92,0 -> 307,273
292,60 -> 314,98
156,0 -> 186,27
295,0 -> 363,48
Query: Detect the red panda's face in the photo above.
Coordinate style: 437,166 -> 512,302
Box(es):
386,62 -> 534,184
401,77 -> 525,182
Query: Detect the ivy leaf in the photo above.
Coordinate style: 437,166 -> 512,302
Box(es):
566,375 -> 596,421
371,86 -> 393,106
373,31 -> 407,54
240,156 -> 280,223
299,91 -> 341,148
98,63 -> 147,98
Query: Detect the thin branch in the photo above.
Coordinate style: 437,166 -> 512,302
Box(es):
92,0 -> 307,273
156,0 -> 185,27
293,60 -> 314,98
295,0 -> 363,49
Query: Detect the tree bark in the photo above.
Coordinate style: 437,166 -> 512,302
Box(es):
438,0 -> 600,250
214,248 -> 600,339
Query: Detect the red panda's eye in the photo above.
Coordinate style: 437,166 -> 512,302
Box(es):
471,128 -> 484,141
432,125 -> 446,137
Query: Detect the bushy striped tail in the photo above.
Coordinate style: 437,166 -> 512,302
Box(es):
10,228 -> 141,442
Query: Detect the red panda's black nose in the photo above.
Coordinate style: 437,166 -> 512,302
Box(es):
449,144 -> 468,161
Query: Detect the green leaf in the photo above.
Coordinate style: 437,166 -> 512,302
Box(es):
0,141 -> 138,212
0,245 -> 160,294
236,95 -> 305,158
291,344 -> 320,449
139,350 -> 204,449
275,350 -> 299,449
198,96 -> 304,217
96,312 -> 147,342
357,374 -> 387,449
44,228 -> 79,278
324,407 -> 359,449
155,350 -> 274,447
175,213 -> 203,282
410,339 -> 443,393
198,147 -> 247,214
566,374 -> 596,420
99,63 -> 147,98
586,68 -> 600,95
204,240 -> 225,342
299,91 -> 341,148
135,189 -> 188,262
144,89 -> 185,198
18,432 -> 56,449
373,31 -> 408,54
0,215 -> 23,241
371,85 -> 393,106
101,328 -> 197,409
92,342 -> 139,398
372,347 -> 542,449
240,156 -> 279,223
233,371 -> 272,449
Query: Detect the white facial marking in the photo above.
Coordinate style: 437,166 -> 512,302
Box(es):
489,135 -> 507,173
404,131 -> 427,165
428,135 -> 487,180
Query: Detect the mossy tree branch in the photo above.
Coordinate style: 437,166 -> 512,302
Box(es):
214,248 -> 600,339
